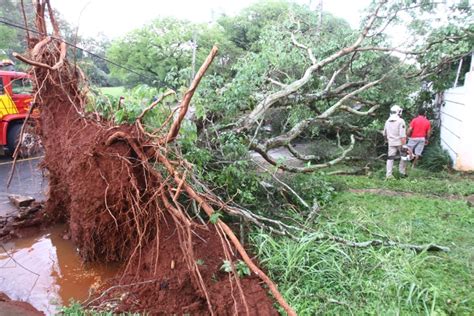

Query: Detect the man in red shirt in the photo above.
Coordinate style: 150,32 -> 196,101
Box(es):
407,108 -> 431,167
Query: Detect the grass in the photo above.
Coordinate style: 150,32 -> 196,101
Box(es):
251,169 -> 474,315
100,86 -> 125,98
60,300 -> 139,315
326,168 -> 474,196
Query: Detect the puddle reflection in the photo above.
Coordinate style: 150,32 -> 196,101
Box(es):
0,225 -> 118,315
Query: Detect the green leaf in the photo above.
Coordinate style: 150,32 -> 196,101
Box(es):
220,260 -> 233,273
209,212 -> 223,224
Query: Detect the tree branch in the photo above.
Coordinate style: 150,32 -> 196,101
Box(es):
291,33 -> 316,65
252,135 -> 355,173
319,76 -> 386,118
163,46 -> 218,144
236,0 -> 388,130
287,143 -> 320,161
339,103 -> 381,115
318,234 -> 450,252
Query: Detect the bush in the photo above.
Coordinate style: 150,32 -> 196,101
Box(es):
418,144 -> 452,172
287,173 -> 336,206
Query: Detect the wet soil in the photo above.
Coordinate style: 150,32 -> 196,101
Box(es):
0,292 -> 43,316
101,215 -> 278,315
0,225 -> 118,315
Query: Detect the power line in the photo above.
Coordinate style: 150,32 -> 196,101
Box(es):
0,17 -> 162,84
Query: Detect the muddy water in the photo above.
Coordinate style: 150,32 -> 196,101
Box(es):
0,225 -> 118,315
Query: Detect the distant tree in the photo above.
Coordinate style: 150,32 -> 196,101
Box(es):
217,0 -> 293,51
107,18 -> 242,89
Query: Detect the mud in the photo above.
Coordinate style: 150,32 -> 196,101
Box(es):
98,216 -> 277,315
0,292 -> 43,316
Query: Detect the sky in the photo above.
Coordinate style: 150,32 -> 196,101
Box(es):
53,0 -> 372,39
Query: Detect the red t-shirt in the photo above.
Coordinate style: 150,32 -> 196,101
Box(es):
409,115 -> 431,138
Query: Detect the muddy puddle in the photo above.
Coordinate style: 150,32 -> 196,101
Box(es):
0,225 -> 118,315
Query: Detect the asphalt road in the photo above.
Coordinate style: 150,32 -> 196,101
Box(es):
0,155 -> 47,216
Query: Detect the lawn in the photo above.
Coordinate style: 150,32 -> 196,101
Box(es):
100,86 -> 125,98
251,170 -> 474,315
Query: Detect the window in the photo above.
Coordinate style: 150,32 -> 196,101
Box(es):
11,78 -> 33,95
0,78 -> 4,95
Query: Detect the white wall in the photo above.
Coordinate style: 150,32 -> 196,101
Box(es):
440,68 -> 474,171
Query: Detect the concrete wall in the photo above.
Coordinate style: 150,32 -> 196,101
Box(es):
440,67 -> 474,171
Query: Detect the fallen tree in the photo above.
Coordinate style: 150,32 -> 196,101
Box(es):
198,0 -> 473,173
16,1 -> 295,314
11,1 -> 456,314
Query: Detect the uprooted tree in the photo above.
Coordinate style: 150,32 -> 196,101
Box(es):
15,1 -> 298,314
11,0 -> 469,314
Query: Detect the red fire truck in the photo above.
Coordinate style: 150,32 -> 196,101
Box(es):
0,69 -> 35,156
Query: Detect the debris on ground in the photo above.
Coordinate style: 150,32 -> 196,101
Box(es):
8,194 -> 35,208
0,201 -> 45,240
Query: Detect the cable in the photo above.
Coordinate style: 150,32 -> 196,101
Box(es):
0,17 -> 163,85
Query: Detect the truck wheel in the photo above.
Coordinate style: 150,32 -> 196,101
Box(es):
6,123 -> 22,157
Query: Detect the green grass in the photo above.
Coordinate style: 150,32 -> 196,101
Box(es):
60,300 -> 139,315
251,170 -> 474,315
326,168 -> 474,196
100,86 -> 125,98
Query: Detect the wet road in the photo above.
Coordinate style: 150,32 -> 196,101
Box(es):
0,155 -> 47,216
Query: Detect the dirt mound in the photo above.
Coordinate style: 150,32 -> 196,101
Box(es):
0,292 -> 44,316
94,217 -> 277,314
14,1 -> 293,314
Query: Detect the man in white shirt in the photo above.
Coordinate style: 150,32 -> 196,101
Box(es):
383,105 -> 407,179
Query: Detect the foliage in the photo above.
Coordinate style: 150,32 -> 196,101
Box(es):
287,173 -> 336,206
107,17 -> 242,88
209,211 -> 223,224
408,2 -> 474,91
220,259 -> 251,278
0,0 -> 30,56
418,144 -> 453,172
251,172 -> 474,315
88,84 -> 176,127
217,0 -> 293,51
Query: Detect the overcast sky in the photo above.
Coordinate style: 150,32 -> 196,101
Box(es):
54,0 -> 372,38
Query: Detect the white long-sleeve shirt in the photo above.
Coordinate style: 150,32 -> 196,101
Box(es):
383,115 -> 406,146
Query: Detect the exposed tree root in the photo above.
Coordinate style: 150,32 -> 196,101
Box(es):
16,1 -> 295,314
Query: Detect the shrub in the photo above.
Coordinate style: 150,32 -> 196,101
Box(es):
418,144 -> 452,172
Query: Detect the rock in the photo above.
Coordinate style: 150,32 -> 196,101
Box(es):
8,195 -> 35,208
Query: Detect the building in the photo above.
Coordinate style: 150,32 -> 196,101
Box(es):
440,53 -> 474,171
